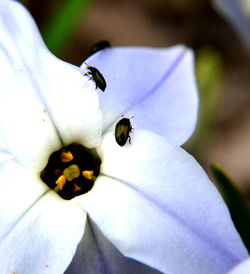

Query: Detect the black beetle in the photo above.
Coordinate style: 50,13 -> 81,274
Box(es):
90,40 -> 110,55
84,64 -> 107,92
115,117 -> 133,146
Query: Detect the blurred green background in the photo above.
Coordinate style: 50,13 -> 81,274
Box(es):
20,0 -> 250,203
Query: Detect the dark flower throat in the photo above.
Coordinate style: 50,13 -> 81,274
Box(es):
40,143 -> 101,200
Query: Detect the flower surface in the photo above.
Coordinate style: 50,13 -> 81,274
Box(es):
227,257 -> 250,274
0,1 -> 248,274
213,0 -> 250,49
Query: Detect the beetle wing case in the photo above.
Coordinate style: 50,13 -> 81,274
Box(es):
115,118 -> 133,146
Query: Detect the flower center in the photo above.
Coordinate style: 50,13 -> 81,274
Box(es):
40,143 -> 101,200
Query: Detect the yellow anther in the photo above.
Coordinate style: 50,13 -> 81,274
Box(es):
82,170 -> 94,180
55,175 -> 67,190
60,151 -> 74,162
63,164 -> 80,181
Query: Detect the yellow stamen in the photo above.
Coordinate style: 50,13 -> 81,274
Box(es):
82,170 -> 94,180
60,151 -> 73,162
55,175 -> 66,190
63,164 -> 80,181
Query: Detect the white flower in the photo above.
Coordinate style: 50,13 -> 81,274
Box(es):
0,1 -> 248,274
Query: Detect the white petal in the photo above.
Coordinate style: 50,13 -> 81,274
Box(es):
227,257 -> 250,274
83,45 -> 198,145
0,149 -> 13,163
0,0 -> 102,171
0,191 -> 86,274
0,159 -> 46,241
37,54 -> 102,149
0,0 -> 59,171
75,130 -> 248,274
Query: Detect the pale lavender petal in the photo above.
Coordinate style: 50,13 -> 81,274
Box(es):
83,45 -> 198,145
0,191 -> 86,274
76,130 -> 248,273
65,218 -> 162,274
213,0 -> 250,48
227,257 -> 250,274
0,0 -> 102,171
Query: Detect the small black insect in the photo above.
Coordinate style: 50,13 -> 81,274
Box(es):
115,117 -> 133,146
90,40 -> 110,55
84,64 -> 106,92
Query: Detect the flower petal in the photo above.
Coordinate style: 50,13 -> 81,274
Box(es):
0,148 -> 13,163
37,53 -> 103,150
0,190 -> 86,274
83,45 -> 198,145
65,217 -> 162,274
0,159 -> 46,241
75,130 -> 248,273
227,257 -> 250,274
0,0 -> 102,171
212,0 -> 250,49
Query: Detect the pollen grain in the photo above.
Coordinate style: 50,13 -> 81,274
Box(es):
82,170 -> 94,180
60,151 -> 74,162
